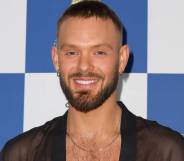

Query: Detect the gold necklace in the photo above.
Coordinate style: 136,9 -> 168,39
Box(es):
66,131 -> 120,152
66,107 -> 122,153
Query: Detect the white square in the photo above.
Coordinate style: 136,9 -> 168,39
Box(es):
148,0 -> 184,73
24,73 -> 67,131
24,73 -> 147,131
119,73 -> 147,119
0,0 -> 27,73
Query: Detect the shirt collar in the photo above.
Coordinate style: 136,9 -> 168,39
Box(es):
118,101 -> 136,161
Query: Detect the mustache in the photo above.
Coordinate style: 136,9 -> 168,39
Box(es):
69,72 -> 104,79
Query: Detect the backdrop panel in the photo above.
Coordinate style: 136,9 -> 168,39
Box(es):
0,0 -> 183,150
0,74 -> 24,149
0,0 -> 27,73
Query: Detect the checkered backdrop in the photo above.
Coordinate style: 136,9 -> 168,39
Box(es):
0,0 -> 184,150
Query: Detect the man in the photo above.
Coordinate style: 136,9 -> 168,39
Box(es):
1,1 -> 184,161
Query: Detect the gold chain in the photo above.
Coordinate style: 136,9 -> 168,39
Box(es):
66,107 -> 122,152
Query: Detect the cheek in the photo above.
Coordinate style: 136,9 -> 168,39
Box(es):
59,59 -> 74,83
59,55 -> 79,72
95,58 -> 119,80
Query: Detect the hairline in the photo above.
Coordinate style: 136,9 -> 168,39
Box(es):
56,16 -> 123,44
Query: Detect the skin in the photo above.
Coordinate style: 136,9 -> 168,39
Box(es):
51,17 -> 129,159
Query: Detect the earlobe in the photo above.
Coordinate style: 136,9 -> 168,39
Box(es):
119,45 -> 129,74
51,47 -> 59,71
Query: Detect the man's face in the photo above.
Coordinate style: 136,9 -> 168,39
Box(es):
52,17 -> 129,112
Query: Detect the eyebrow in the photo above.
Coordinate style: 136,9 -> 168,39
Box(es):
59,43 -> 114,51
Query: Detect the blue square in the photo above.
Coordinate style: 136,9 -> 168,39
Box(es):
26,0 -> 147,73
26,1 -> 70,73
0,74 -> 24,150
103,0 -> 147,73
148,74 -> 184,134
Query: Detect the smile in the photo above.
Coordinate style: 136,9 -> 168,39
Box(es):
75,79 -> 98,85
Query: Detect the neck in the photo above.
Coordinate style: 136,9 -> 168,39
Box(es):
67,92 -> 122,140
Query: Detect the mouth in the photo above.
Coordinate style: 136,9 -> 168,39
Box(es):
75,79 -> 98,85
72,77 -> 100,90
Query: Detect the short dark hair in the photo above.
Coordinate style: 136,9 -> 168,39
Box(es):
57,1 -> 123,39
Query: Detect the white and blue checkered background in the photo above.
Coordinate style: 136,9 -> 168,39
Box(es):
0,0 -> 184,150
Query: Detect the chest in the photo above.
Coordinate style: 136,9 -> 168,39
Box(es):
66,136 -> 121,161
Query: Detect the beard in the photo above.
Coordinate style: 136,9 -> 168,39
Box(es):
59,68 -> 119,113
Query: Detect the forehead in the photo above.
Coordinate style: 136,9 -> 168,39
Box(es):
58,17 -> 121,47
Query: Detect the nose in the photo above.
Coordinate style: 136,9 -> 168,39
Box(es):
77,53 -> 92,72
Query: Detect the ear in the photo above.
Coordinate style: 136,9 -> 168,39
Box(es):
51,47 -> 59,72
119,45 -> 129,74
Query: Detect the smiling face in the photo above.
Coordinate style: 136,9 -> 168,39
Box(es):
52,17 -> 129,112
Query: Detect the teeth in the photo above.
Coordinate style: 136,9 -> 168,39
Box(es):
75,80 -> 97,85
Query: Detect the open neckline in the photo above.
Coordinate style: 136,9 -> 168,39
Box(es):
51,101 -> 136,161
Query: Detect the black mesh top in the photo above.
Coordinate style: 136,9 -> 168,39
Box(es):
1,102 -> 184,161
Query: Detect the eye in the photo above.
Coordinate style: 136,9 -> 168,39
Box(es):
95,51 -> 107,55
65,51 -> 79,56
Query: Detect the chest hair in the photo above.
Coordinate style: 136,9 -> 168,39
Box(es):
66,135 -> 121,161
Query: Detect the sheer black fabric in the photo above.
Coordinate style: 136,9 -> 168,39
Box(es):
1,102 -> 184,161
